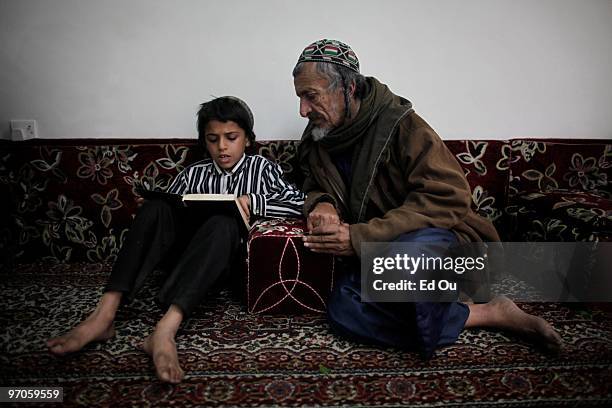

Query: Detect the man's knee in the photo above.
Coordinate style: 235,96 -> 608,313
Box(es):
326,287 -> 350,333
395,228 -> 458,243
326,283 -> 345,317
326,274 -> 360,329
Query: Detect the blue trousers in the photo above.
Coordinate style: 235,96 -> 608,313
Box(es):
327,228 -> 469,358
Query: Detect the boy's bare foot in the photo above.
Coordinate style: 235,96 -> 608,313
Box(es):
46,312 -> 115,355
143,329 -> 184,384
47,291 -> 121,355
467,295 -> 563,352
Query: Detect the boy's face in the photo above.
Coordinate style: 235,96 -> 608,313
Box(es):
204,120 -> 250,170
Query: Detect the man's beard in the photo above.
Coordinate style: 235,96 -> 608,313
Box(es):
311,126 -> 331,141
309,102 -> 342,141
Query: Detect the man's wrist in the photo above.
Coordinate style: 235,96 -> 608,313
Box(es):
315,201 -> 335,210
310,195 -> 336,211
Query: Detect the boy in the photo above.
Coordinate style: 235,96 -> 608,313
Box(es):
46,97 -> 305,384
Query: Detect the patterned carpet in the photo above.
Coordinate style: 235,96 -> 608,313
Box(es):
1,263 -> 611,407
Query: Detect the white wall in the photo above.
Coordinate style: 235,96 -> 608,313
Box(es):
1,0 -> 611,141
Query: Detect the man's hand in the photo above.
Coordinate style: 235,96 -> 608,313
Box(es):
135,196 -> 145,208
307,202 -> 340,232
303,222 -> 355,256
237,195 -> 251,222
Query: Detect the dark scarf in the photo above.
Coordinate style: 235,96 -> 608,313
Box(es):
298,77 -> 413,222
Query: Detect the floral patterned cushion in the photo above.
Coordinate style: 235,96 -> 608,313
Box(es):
508,140 -> 611,199
504,140 -> 611,242
0,141 -> 206,264
446,140 -> 511,236
252,141 -> 303,189
2,138 -> 609,270
506,190 -> 612,242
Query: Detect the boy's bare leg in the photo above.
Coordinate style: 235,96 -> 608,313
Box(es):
465,295 -> 562,352
47,291 -> 121,355
143,304 -> 185,384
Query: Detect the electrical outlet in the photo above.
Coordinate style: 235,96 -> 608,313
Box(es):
10,120 -> 38,141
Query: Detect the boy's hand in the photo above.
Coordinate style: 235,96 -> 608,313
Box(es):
237,195 -> 251,221
307,202 -> 339,232
135,196 -> 145,208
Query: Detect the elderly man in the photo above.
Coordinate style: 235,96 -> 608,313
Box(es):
294,39 -> 561,356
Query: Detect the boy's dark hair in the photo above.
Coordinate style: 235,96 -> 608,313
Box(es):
197,96 -> 256,147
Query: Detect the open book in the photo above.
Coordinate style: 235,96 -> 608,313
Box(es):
135,187 -> 250,230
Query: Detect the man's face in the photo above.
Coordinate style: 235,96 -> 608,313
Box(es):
294,63 -> 345,138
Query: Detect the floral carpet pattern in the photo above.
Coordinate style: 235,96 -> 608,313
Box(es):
1,263 -> 612,407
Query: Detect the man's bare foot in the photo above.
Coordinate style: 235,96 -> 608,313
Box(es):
46,312 -> 115,355
142,329 -> 184,384
467,295 -> 563,352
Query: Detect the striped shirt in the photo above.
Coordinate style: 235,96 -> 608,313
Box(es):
167,154 -> 304,217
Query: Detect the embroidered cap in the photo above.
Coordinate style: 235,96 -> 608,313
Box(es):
296,39 -> 360,73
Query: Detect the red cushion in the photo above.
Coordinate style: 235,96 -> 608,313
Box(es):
246,218 -> 335,314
